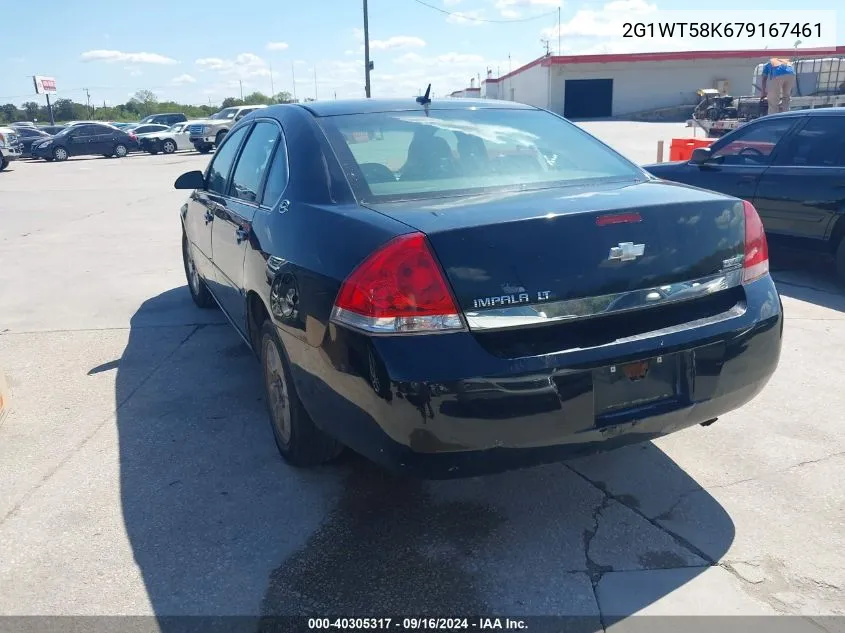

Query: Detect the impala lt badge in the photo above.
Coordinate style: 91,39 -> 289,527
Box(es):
608,242 -> 645,262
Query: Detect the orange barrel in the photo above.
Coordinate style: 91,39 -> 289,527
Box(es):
669,138 -> 714,162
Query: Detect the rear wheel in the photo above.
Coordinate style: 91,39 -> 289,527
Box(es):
182,233 -> 215,309
162,139 -> 177,154
113,143 -> 128,158
53,146 -> 68,162
260,320 -> 344,467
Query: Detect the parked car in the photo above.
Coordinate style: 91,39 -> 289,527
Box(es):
139,112 -> 187,126
0,126 -> 22,170
174,98 -> 783,478
645,109 -> 845,282
40,125 -> 66,135
31,123 -> 139,161
10,121 -> 37,128
12,126 -> 52,158
188,105 -> 267,153
139,121 -> 194,154
124,123 -> 169,135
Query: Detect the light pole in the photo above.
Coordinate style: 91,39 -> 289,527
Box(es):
363,0 -> 372,97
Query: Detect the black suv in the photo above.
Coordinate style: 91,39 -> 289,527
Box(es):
139,113 -> 187,126
31,123 -> 140,161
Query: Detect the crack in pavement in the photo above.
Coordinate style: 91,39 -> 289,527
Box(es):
582,496 -> 612,631
0,324 -> 204,528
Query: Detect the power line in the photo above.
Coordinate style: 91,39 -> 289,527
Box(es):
411,0 -> 558,23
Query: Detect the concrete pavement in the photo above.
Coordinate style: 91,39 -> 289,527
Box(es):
0,127 -> 843,627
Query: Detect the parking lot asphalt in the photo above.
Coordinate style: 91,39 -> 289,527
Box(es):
1,123 -> 844,628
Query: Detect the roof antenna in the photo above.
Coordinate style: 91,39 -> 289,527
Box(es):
416,84 -> 432,106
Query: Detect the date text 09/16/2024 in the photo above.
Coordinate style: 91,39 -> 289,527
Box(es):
306,617 -> 528,630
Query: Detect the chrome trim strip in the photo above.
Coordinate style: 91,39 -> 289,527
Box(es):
330,307 -> 466,336
465,269 -> 744,331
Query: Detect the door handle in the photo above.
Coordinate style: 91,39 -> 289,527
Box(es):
204,210 -> 214,224
236,228 -> 249,243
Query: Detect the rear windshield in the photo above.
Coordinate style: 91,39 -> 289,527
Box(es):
318,108 -> 645,203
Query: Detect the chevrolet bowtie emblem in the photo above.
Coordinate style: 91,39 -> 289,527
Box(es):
608,242 -> 645,262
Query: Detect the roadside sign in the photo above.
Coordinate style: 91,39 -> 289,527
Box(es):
33,76 -> 57,94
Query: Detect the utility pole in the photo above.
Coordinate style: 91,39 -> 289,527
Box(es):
291,63 -> 297,102
239,80 -> 244,102
558,6 -> 561,55
363,0 -> 372,97
314,66 -> 318,100
85,88 -> 91,117
270,63 -> 275,99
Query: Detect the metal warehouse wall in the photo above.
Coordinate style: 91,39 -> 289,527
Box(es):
548,58 -> 759,117
498,61 -> 550,109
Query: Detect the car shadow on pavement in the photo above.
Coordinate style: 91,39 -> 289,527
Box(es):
115,287 -> 735,632
769,246 -> 845,313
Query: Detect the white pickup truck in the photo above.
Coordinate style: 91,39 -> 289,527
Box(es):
187,104 -> 267,153
0,126 -> 22,170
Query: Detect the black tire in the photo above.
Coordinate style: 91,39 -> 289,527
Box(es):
195,143 -> 212,154
113,143 -> 128,158
161,139 -> 177,154
835,237 -> 845,285
0,158 -> 8,171
102,154 -> 111,158
148,149 -> 159,155
215,130 -> 227,147
52,146 -> 68,162
182,233 -> 215,309
260,320 -> 344,467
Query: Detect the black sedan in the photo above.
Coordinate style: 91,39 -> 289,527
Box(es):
175,98 -> 783,478
31,123 -> 140,161
645,108 -> 845,282
11,125 -> 53,158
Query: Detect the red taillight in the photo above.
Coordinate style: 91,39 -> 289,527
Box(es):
129,132 -> 137,140
742,200 -> 769,283
331,232 -> 465,334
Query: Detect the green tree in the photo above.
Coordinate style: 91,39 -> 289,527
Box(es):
1,104 -> 21,122
53,98 -> 76,121
273,91 -> 294,104
221,97 -> 244,108
243,91 -> 272,105
22,102 -> 40,120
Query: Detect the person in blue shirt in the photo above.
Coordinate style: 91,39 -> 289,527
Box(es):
761,58 -> 797,114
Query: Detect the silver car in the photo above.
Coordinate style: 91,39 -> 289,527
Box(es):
138,122 -> 195,155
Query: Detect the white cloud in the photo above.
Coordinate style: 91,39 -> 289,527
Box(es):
172,74 -> 197,85
80,49 -> 178,64
266,41 -> 289,51
370,36 -> 426,51
352,28 -> 364,42
124,66 -> 143,77
496,0 -> 559,18
542,0 -> 657,40
196,53 -> 271,79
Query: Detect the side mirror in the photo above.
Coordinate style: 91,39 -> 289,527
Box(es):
174,170 -> 205,190
690,147 -> 713,165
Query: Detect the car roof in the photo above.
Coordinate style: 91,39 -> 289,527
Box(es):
294,97 -> 537,117
768,106 -> 845,118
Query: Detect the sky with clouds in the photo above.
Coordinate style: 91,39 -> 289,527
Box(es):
1,0 -> 842,107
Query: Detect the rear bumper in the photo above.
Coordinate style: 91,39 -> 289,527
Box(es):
1,148 -> 21,161
190,136 -> 215,145
285,275 -> 783,479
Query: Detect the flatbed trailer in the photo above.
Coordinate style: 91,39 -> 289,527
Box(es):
687,91 -> 845,137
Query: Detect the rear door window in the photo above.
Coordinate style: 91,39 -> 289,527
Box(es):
775,116 -> 845,167
261,130 -> 290,207
206,125 -> 249,195
228,121 -> 281,203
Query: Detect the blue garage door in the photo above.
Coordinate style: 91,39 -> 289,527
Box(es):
564,79 -> 613,119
